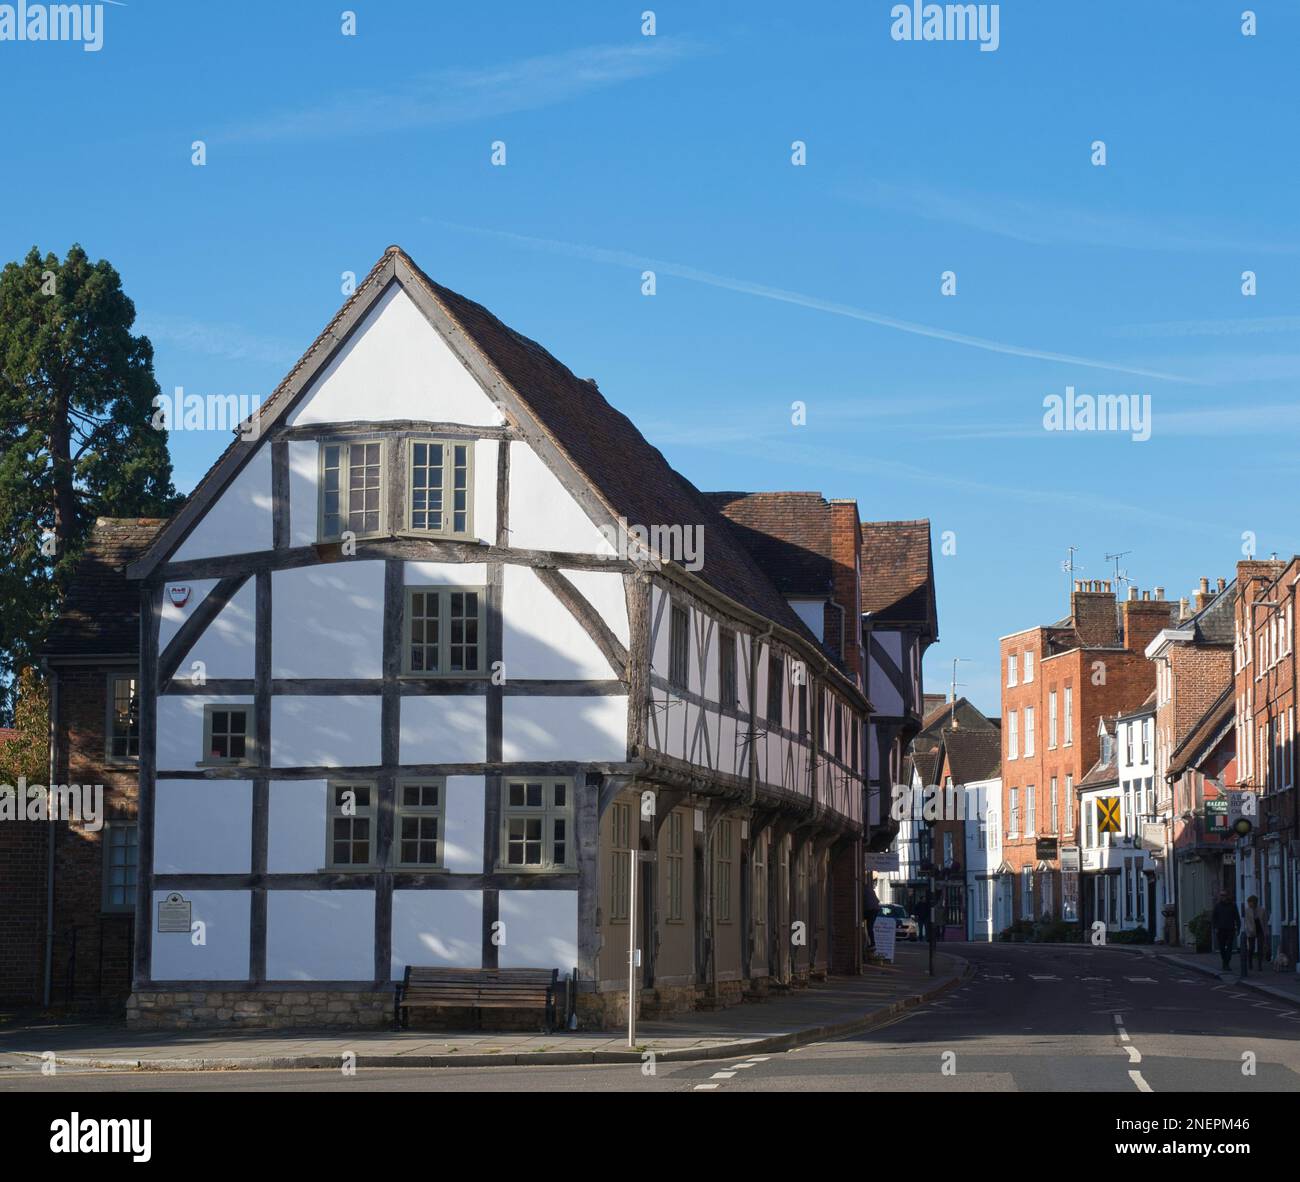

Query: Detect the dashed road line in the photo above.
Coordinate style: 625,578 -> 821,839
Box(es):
1129,1070 -> 1153,1092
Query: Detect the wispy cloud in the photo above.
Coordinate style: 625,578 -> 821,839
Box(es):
851,181 -> 1300,256
223,40 -> 702,144
1114,315 -> 1300,338
138,313 -> 298,367
437,223 -> 1197,384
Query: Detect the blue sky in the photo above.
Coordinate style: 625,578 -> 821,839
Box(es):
3,1 -> 1297,713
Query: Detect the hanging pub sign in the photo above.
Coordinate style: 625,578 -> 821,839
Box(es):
1035,837 -> 1058,861
1204,798 -> 1228,833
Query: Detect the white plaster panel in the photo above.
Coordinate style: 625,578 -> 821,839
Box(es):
285,285 -> 504,427
180,578 -> 256,680
288,440 -> 319,547
173,446 -> 273,561
154,780 -> 252,874
271,696 -> 382,767
498,890 -> 578,971
405,561 -> 488,586
159,579 -> 217,655
268,780 -> 328,873
390,890 -> 482,977
443,775 -> 485,873
473,438 -> 497,545
272,562 -> 384,678
507,442 -> 616,555
266,890 -> 375,981
150,890 -> 250,981
503,565 -> 613,680
560,568 -> 630,649
156,695 -> 253,771
400,696 -> 487,764
502,696 -> 627,762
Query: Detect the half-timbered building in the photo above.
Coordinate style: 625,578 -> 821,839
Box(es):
76,246 -> 876,1028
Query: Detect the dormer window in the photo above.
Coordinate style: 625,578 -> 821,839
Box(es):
407,438 -> 473,537
319,440 -> 385,540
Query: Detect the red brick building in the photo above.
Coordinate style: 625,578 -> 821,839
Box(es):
1000,580 -> 1175,923
1232,557 -> 1299,966
3,518 -> 164,1010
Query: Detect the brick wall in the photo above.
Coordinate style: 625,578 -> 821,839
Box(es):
48,665 -> 139,1010
0,801 -> 48,1004
828,501 -> 863,685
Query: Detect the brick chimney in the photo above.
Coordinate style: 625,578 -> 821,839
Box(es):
828,500 -> 863,683
1072,579 -> 1118,647
1193,576 -> 1214,612
1121,584 -> 1173,653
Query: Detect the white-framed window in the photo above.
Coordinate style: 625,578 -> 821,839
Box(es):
1063,685 -> 1073,746
1065,774 -> 1074,833
1007,654 -> 1018,687
1023,651 -> 1034,684
319,439 -> 385,540
503,778 -> 574,871
1026,784 -> 1036,834
1125,722 -> 1134,767
101,821 -> 138,913
395,779 -> 444,868
327,781 -> 377,869
1007,711 -> 1019,759
1141,718 -> 1151,764
403,586 -> 484,676
106,674 -> 139,762
1048,690 -> 1058,749
1008,787 -> 1020,836
1024,707 -> 1035,757
407,437 -> 474,537
1050,777 -> 1059,833
201,704 -> 256,766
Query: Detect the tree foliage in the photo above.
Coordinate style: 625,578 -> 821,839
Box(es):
0,245 -> 178,714
0,665 -> 48,785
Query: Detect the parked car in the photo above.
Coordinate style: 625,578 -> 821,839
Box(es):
878,903 -> 919,941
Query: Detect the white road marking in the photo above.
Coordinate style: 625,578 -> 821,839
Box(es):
1128,1070 -> 1152,1092
732,1063 -> 757,1069
749,1056 -> 771,1062
1117,1027 -> 1130,1042
711,1071 -> 736,1079
694,1084 -> 719,1091
1113,1014 -> 1125,1025
1125,1046 -> 1141,1064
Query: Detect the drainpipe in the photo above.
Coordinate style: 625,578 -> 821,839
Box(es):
42,666 -> 59,1009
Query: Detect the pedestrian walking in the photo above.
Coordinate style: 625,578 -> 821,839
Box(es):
1211,890 -> 1240,972
864,879 -> 881,951
1242,895 -> 1268,971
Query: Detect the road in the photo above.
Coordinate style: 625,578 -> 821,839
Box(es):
3,944 -> 1298,1092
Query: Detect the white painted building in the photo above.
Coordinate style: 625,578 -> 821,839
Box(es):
120,248 -> 871,1028
964,777 -> 1003,941
1079,708 -> 1158,934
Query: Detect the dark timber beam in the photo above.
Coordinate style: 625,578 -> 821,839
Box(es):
534,567 -> 629,678
157,574 -> 249,686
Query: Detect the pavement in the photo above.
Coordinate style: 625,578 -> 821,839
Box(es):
0,944 -> 965,1074
1131,943 -> 1300,1004
5,942 -> 1297,1092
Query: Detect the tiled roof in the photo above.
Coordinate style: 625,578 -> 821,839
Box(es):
912,749 -> 940,788
941,728 -> 1001,786
919,696 -> 995,738
703,491 -> 832,596
1079,752 -> 1118,788
420,267 -> 818,645
44,518 -> 167,657
1186,580 -> 1236,645
860,519 -> 935,629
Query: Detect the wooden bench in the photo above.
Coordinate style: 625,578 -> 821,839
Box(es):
394,967 -> 560,1032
